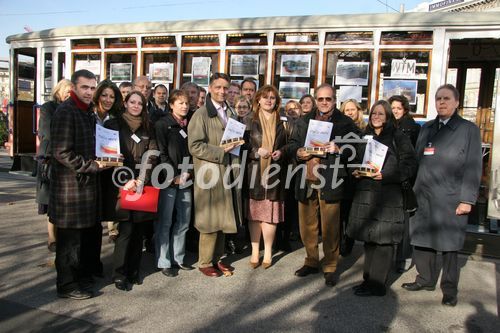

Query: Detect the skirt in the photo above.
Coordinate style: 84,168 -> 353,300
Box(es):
248,198 -> 284,224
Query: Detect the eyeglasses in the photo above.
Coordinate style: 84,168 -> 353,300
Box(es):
236,105 -> 250,110
135,84 -> 152,90
317,97 -> 334,103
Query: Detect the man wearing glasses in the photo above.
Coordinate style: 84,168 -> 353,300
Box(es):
133,76 -> 154,110
290,83 -> 360,287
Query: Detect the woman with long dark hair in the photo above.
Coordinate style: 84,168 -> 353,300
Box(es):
104,91 -> 157,291
348,100 -> 417,297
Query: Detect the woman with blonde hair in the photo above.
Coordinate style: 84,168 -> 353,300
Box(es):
246,85 -> 292,268
36,78 -> 72,252
341,99 -> 367,130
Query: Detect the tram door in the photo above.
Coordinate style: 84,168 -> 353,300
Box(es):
12,48 -> 37,158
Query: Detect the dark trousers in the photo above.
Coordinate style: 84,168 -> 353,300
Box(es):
112,221 -> 144,280
90,223 -> 103,276
413,246 -> 459,297
55,226 -> 96,293
395,212 -> 412,268
363,242 -> 394,295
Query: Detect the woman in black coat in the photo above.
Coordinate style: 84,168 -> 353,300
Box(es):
347,100 -> 417,297
36,78 -> 72,251
104,91 -> 158,291
388,94 -> 421,272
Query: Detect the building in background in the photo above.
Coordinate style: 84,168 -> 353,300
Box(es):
412,0 -> 500,12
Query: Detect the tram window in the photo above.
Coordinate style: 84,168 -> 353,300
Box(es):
380,31 -> 433,45
378,50 -> 431,117
73,53 -> 101,81
142,36 -> 176,48
106,53 -> 137,83
182,35 -> 219,47
226,51 -> 267,89
226,33 -> 267,46
274,32 -> 318,45
181,51 -> 219,87
324,50 -> 372,112
43,53 -> 53,97
464,68 -> 482,109
71,39 -> 100,50
325,32 -> 373,45
273,50 -> 318,104
58,52 -> 66,81
17,54 -> 35,102
447,68 -> 458,87
105,37 -> 137,49
143,52 -> 177,92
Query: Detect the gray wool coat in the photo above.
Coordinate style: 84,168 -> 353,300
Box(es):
187,96 -> 243,234
410,112 -> 482,252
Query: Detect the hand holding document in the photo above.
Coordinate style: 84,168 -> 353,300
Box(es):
220,118 -> 246,156
95,125 -> 123,166
303,120 -> 333,157
356,137 -> 388,178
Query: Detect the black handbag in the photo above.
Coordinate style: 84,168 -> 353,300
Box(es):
401,180 -> 418,214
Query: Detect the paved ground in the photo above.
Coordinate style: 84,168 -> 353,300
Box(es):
0,148 -> 499,332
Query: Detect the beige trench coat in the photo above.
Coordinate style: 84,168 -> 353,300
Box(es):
187,97 -> 243,234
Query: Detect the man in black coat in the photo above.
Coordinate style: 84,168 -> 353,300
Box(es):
290,83 -> 360,286
50,69 -> 106,300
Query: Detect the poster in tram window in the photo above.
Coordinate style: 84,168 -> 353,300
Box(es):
75,60 -> 101,76
230,54 -> 259,76
382,79 -> 417,105
110,63 -> 133,82
279,81 -> 310,105
335,62 -> 369,86
280,54 -> 311,78
149,62 -> 174,83
192,57 -> 211,86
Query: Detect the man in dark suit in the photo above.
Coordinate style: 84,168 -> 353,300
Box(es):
50,69 -> 106,300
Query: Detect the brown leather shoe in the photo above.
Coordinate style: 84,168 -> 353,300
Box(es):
217,261 -> 235,272
199,266 -> 222,277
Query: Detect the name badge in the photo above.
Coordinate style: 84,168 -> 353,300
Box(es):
424,147 -> 435,156
179,129 -> 187,138
364,135 -> 373,140
131,134 -> 141,143
280,116 -> 288,122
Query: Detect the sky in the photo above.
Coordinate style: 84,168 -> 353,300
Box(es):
0,0 -> 426,58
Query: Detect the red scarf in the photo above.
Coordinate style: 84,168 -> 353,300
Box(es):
172,113 -> 187,128
70,90 -> 91,112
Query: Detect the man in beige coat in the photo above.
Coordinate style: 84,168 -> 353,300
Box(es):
188,73 -> 243,277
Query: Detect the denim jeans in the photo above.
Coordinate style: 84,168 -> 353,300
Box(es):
155,186 -> 192,269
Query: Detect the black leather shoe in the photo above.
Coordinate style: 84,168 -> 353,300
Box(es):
442,294 -> 457,306
176,263 -> 195,271
352,282 -> 368,292
128,275 -> 143,285
114,278 -> 130,291
161,268 -> 178,277
401,282 -> 435,291
57,289 -> 92,300
354,287 -> 374,297
324,273 -> 338,287
294,265 -> 319,277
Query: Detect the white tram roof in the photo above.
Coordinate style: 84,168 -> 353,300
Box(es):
6,12 -> 500,43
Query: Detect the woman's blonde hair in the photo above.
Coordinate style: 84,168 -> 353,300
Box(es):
340,99 -> 367,130
51,79 -> 72,103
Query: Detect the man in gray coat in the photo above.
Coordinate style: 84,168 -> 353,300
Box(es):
402,84 -> 482,307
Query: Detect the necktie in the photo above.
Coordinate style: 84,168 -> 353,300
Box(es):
438,121 -> 443,130
218,106 -> 227,126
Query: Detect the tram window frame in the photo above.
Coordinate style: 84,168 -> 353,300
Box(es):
225,50 -> 267,90
71,39 -> 101,50
72,53 -> 102,82
274,32 -> 319,46
226,33 -> 268,46
181,50 -> 220,88
43,52 -> 53,98
323,49 -> 373,112
142,36 -> 176,48
105,52 -> 137,83
105,37 -> 137,49
142,51 -> 177,93
182,34 -> 220,47
380,31 -> 433,45
325,31 -> 374,46
377,49 -> 432,118
272,49 -> 319,102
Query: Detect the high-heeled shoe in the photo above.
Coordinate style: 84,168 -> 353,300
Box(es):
249,260 -> 260,269
262,261 -> 272,269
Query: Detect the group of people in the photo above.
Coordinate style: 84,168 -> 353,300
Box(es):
36,70 -> 482,308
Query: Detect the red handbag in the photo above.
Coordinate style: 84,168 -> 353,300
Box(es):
119,186 -> 160,213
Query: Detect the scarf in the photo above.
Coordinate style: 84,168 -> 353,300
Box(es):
70,90 -> 91,112
258,110 -> 276,178
315,109 -> 333,122
172,113 -> 187,128
122,112 -> 142,133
